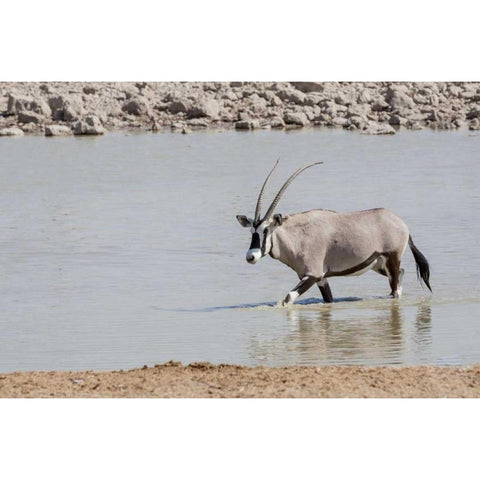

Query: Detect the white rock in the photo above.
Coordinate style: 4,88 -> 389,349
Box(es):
334,93 -> 355,106
447,85 -> 462,97
221,91 -> 238,101
413,93 -> 429,105
45,125 -> 72,136
267,92 -> 283,107
187,98 -> 220,118
21,122 -> 38,133
346,104 -> 370,119
0,127 -> 24,136
407,112 -> 427,122
121,97 -> 151,116
72,116 -> 105,135
187,118 -> 209,127
246,94 -> 268,114
64,97 -> 85,121
460,91 -> 476,100
121,84 -> 140,99
49,95 -> 84,121
468,118 -> 480,130
332,117 -> 349,127
270,117 -> 285,128
363,123 -> 395,135
8,93 -> 52,117
277,89 -> 306,105
357,89 -> 373,104
371,99 -> 390,112
283,111 -> 309,126
168,99 -> 191,114
304,93 -> 324,107
347,115 -> 368,129
7,93 -> 30,113
406,121 -> 423,130
386,87 -> 414,110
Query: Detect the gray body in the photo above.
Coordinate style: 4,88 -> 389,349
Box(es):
271,208 -> 408,279
237,161 -> 431,305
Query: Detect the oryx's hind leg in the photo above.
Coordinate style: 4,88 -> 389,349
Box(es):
317,278 -> 334,303
372,255 -> 388,277
373,254 -> 403,298
386,253 -> 403,299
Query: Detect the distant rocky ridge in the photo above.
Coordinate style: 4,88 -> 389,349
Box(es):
1,81 -> 480,136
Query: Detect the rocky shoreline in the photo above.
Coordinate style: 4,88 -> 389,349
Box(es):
1,82 -> 480,137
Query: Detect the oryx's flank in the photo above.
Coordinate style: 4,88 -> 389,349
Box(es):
236,160 -> 431,305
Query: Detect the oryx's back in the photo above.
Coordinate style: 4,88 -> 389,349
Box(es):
333,208 -> 409,253
283,207 -> 408,252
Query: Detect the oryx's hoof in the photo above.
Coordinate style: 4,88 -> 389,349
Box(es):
282,292 -> 296,306
389,287 -> 402,299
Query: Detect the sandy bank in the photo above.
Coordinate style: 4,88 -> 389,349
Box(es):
1,82 -> 480,137
1,362 -> 479,398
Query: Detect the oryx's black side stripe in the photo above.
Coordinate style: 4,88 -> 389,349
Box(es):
292,276 -> 319,296
325,252 -> 381,278
249,232 -> 260,250
261,229 -> 268,254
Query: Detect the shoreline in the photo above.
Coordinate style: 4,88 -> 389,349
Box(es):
2,82 -> 480,137
1,362 -> 479,398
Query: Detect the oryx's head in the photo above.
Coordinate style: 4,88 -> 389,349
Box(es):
236,160 -> 323,264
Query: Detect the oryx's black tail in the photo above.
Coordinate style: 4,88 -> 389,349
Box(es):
408,235 -> 432,292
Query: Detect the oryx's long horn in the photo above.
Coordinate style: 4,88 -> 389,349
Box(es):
263,162 -> 323,221
254,159 -> 279,222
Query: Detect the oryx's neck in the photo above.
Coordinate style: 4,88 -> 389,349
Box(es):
269,211 -> 334,276
269,224 -> 300,271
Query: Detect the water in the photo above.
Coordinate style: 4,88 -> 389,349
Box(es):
0,128 -> 479,372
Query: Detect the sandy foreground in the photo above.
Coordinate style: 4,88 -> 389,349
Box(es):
1,362 -> 479,398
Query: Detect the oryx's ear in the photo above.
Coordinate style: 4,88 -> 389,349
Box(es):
273,213 -> 283,226
236,215 -> 251,228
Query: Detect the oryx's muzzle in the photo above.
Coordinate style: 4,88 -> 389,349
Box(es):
246,232 -> 262,264
246,249 -> 262,264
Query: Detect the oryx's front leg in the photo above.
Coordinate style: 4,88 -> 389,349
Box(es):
282,275 -> 319,306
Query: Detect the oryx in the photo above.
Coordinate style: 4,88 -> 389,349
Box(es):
236,160 -> 431,305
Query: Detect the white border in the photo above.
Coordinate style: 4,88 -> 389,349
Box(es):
3,1 -> 480,80
1,399 -> 478,480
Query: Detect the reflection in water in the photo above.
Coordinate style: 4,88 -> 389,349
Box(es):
411,302 -> 433,363
414,302 -> 432,345
250,301 -> 433,366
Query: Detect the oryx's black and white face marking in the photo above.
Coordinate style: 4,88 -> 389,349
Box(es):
236,214 -> 282,264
